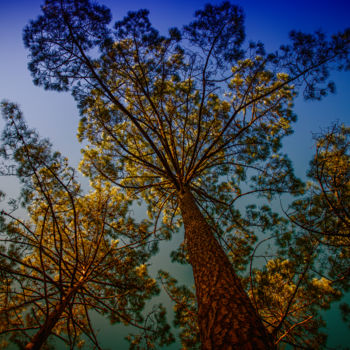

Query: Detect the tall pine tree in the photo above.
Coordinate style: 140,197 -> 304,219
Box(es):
23,1 -> 350,347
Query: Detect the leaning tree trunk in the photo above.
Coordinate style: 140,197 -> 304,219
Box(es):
179,187 -> 274,350
24,284 -> 80,350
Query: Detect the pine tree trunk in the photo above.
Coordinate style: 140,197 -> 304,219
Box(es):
179,188 -> 274,350
24,285 -> 79,350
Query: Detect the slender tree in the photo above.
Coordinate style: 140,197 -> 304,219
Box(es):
0,102 -> 173,349
23,1 -> 350,348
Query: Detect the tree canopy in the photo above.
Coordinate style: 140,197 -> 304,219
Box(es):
23,0 -> 349,235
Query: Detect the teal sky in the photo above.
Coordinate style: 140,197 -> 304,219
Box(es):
0,0 -> 349,348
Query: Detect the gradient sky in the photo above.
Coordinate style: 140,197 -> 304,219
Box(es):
0,0 -> 349,348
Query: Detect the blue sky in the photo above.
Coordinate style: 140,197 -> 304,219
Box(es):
0,0 -> 349,348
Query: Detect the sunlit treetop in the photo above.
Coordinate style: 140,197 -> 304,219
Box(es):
23,1 -> 350,233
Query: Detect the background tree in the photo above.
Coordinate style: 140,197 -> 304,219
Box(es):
287,124 -> 350,292
23,0 -> 350,348
249,126 -> 350,348
0,102 -> 173,349
289,124 -> 349,248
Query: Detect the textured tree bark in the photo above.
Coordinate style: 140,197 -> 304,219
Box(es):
24,285 -> 79,350
179,187 -> 274,350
